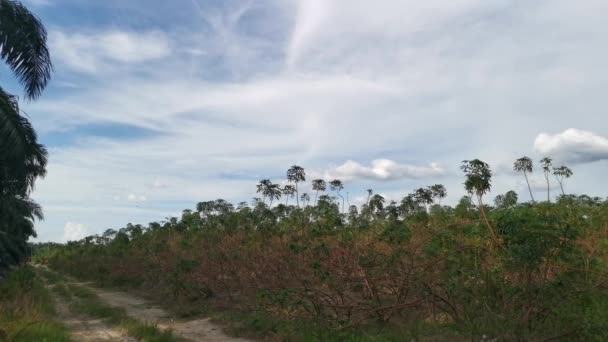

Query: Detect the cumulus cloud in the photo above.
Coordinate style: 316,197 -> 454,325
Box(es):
323,159 -> 445,181
50,30 -> 170,73
27,0 -> 608,241
63,222 -> 89,242
534,129 -> 608,164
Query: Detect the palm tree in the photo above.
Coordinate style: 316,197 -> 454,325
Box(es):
0,0 -> 53,273
329,179 -> 344,213
311,179 -> 326,206
540,157 -> 553,202
286,165 -> 305,208
553,165 -> 573,196
513,157 -> 535,203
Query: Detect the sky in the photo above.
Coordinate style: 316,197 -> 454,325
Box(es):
10,0 -> 608,242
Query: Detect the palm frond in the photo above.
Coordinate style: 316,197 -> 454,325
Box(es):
0,0 -> 52,99
0,86 -> 47,193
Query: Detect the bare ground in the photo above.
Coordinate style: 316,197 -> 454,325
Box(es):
72,281 -> 251,342
49,285 -> 136,342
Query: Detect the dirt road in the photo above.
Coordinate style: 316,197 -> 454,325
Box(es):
64,281 -> 250,341
49,284 -> 136,342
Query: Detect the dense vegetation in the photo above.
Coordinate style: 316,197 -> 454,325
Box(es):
37,160 -> 608,340
0,0 -> 52,276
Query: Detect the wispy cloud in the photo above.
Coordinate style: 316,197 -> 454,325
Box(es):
50,30 -> 170,73
25,0 -> 608,241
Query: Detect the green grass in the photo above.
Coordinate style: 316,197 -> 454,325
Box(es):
206,307 -> 460,342
64,283 -> 184,342
0,266 -> 70,341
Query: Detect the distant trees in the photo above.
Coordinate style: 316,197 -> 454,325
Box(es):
494,190 -> 518,209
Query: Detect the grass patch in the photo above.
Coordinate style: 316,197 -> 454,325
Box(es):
66,283 -> 184,342
0,266 -> 70,341
209,309 -> 460,342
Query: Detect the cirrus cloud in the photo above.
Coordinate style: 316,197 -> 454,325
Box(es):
534,129 -> 608,164
50,30 -> 171,73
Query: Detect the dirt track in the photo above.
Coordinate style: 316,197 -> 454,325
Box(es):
60,280 -> 250,341
50,284 -> 136,342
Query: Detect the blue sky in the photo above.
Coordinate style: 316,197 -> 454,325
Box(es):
13,0 -> 608,241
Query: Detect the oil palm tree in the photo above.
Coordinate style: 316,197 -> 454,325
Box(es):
513,157 -> 535,203
0,0 -> 53,274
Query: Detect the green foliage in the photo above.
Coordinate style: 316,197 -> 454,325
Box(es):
0,267 -> 69,341
33,163 -> 608,341
0,0 -> 52,276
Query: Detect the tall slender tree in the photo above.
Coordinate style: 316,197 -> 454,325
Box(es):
540,157 -> 553,202
461,159 -> 497,243
256,179 -> 272,204
266,183 -> 282,207
553,165 -> 573,196
513,156 -> 535,203
282,185 -> 296,206
311,179 -> 326,206
287,165 -> 305,208
329,179 -> 345,213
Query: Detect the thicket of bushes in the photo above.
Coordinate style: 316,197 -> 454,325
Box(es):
36,161 -> 608,340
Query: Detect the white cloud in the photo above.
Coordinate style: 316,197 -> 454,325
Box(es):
534,129 -> 608,164
127,194 -> 147,202
323,159 -> 445,182
50,30 -> 170,73
63,222 -> 89,242
26,0 -> 608,241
